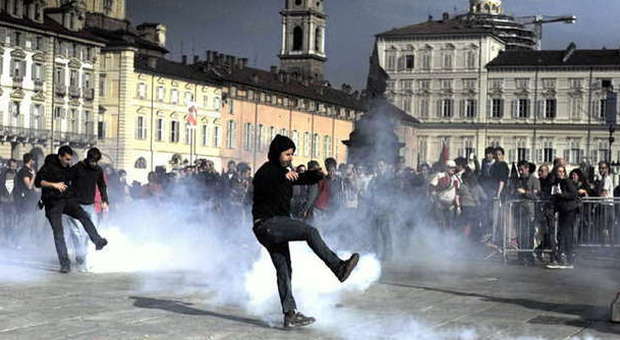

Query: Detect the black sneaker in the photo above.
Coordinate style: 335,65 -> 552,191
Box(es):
284,311 -> 316,329
59,264 -> 71,273
95,238 -> 108,250
337,253 -> 360,283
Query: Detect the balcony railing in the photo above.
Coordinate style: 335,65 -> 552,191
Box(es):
12,76 -> 23,88
34,79 -> 44,89
69,86 -> 81,98
0,125 -> 50,143
84,88 -> 95,101
55,131 -> 97,147
55,84 -> 66,96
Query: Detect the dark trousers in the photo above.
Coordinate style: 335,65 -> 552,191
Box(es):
44,199 -> 104,267
253,216 -> 343,313
557,208 -> 577,260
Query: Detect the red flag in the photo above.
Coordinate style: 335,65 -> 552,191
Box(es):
186,102 -> 198,126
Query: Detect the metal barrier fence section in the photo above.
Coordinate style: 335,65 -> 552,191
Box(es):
499,198 -> 620,261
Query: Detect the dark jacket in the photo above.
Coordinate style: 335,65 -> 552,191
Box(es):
252,134 -> 323,222
35,154 -> 74,204
71,161 -> 108,205
553,178 -> 578,212
0,168 -> 17,202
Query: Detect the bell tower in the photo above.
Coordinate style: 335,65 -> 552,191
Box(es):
279,0 -> 327,80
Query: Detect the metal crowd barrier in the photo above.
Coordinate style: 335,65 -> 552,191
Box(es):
497,197 -> 620,262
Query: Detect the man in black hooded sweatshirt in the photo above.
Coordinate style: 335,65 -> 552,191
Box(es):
35,146 -> 108,273
252,134 -> 360,329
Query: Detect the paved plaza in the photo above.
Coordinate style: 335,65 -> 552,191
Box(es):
1,251 -> 620,340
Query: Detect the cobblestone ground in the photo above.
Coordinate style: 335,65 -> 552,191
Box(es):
1,251 -> 620,340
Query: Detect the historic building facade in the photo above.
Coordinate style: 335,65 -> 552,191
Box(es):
374,0 -> 620,167
0,0 -> 104,165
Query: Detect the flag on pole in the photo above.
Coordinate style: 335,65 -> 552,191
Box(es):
186,102 -> 198,126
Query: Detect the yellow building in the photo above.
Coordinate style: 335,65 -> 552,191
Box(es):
0,0 -> 105,165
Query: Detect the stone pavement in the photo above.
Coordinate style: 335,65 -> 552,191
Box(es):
1,254 -> 620,340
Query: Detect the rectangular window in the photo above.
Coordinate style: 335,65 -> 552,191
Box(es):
440,79 -> 452,90
226,120 -> 236,149
83,72 -> 92,89
32,63 -> 43,81
69,109 -> 78,133
84,110 -> 94,135
157,87 -> 165,102
465,99 -> 476,118
405,55 -> 414,70
202,124 -> 209,146
518,99 -> 530,118
403,97 -> 411,112
312,133 -> 320,158
213,125 -> 221,147
422,54 -> 431,70
545,99 -> 557,119
171,89 -> 179,104
600,99 -> 607,119
420,97 -> 429,118
137,83 -> 147,99
156,118 -> 164,141
97,121 -> 106,139
441,99 -> 453,118
69,70 -> 78,87
386,52 -> 396,71
443,54 -> 453,70
244,123 -> 252,151
492,99 -> 504,118
135,116 -> 146,140
517,148 -> 528,162
184,92 -> 193,105
170,120 -> 180,143
99,74 -> 106,96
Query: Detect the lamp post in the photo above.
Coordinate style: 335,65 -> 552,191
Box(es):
606,88 -> 617,163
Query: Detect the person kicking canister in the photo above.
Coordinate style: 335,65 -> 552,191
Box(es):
252,134 -> 359,329
35,146 -> 108,273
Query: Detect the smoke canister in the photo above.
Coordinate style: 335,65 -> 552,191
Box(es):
611,292 -> 620,322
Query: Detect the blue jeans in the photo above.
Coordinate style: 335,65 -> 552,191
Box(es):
65,204 -> 97,262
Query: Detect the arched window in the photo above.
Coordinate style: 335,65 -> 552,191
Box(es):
315,27 -> 322,53
293,26 -> 303,51
295,0 -> 302,5
134,157 -> 147,169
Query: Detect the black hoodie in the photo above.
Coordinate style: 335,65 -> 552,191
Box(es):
35,154 -> 75,203
252,134 -> 324,222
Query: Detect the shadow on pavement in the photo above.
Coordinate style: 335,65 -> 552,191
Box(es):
129,296 -> 275,330
380,281 -> 620,337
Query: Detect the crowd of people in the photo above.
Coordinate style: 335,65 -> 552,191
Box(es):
1,144 -> 619,272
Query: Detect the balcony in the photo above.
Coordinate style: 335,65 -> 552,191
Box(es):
34,79 -> 44,90
84,88 -> 95,101
12,76 -> 23,88
55,131 -> 97,148
55,84 -> 67,97
69,86 -> 81,98
0,125 -> 50,144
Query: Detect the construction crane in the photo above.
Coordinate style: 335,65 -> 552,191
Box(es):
516,15 -> 577,50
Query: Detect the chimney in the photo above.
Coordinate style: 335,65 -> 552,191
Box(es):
278,70 -> 286,82
270,65 -> 278,74
147,56 -> 157,69
240,58 -> 248,69
341,83 -> 352,94
442,12 -> 449,21
428,15 -> 433,21
193,55 -> 199,64
251,73 -> 259,83
182,55 -> 187,64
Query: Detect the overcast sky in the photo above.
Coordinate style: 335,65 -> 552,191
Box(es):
127,0 -> 620,89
